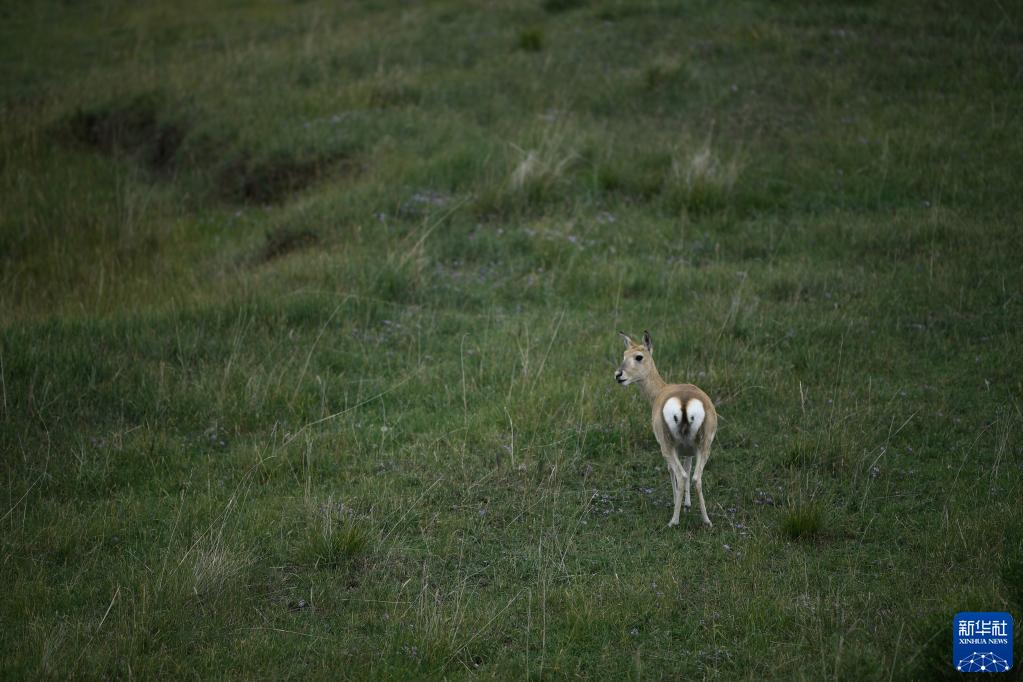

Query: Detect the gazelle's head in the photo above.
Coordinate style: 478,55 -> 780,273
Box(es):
615,331 -> 655,386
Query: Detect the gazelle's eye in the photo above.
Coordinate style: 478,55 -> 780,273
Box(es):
635,354 -> 643,362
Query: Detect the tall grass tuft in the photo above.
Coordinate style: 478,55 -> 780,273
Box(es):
191,543 -> 245,597
664,135 -> 742,212
780,501 -> 826,541
300,500 -> 372,570
508,125 -> 579,201
517,27 -> 545,52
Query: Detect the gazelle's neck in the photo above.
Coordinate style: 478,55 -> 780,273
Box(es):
637,363 -> 667,405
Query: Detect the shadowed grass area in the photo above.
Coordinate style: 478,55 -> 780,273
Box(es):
1,0 -> 1022,678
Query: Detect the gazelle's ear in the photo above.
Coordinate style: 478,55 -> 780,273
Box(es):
643,330 -> 653,353
618,331 -> 634,348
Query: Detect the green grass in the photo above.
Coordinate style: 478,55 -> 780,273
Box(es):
2,0 -> 1022,678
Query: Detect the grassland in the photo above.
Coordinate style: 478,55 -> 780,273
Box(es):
2,0 -> 1022,678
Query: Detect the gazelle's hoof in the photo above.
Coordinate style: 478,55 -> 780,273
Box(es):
702,519 -> 713,528
667,519 -> 679,527
684,504 -> 691,512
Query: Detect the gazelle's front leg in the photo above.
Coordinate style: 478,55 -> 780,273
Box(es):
660,441 -> 686,526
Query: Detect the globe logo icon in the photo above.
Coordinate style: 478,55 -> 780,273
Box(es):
956,652 -> 1010,673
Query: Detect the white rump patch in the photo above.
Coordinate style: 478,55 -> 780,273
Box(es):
662,398 -> 683,440
663,397 -> 705,442
685,398 -> 705,440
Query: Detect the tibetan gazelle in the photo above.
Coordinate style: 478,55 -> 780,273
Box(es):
615,331 -> 718,527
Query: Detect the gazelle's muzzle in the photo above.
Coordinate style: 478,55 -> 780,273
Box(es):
614,369 -> 626,384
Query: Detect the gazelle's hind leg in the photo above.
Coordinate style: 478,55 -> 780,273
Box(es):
682,454 -> 693,511
667,465 -> 677,509
661,442 -> 686,526
693,434 -> 714,527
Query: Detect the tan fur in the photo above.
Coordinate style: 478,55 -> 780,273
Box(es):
615,331 -> 718,527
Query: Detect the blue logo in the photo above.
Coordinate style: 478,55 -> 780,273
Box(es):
953,612 -> 1013,673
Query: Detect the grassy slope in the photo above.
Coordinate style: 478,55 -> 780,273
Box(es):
1,0 -> 1022,678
